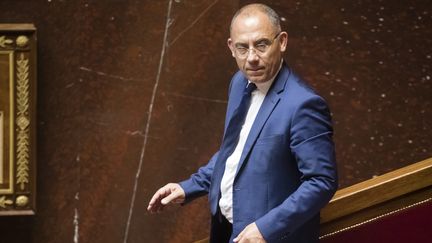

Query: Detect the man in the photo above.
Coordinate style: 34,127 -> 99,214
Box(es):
148,3 -> 338,243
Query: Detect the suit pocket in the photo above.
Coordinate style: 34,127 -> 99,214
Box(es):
255,134 -> 284,146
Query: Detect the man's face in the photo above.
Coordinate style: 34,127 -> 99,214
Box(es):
228,12 -> 288,83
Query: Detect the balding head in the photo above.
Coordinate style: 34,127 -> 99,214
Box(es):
230,3 -> 281,36
227,4 -> 288,83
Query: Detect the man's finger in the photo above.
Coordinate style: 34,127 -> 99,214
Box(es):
148,192 -> 162,207
147,187 -> 169,211
161,190 -> 180,205
148,195 -> 160,209
147,183 -> 184,213
233,229 -> 244,242
147,199 -> 161,212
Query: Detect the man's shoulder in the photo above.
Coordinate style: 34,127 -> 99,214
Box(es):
228,70 -> 248,92
282,68 -> 319,96
231,70 -> 247,84
281,67 -> 330,111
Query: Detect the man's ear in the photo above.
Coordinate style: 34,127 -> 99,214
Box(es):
279,31 -> 288,52
227,38 -> 235,57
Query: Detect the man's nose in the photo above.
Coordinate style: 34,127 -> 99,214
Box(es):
246,49 -> 259,62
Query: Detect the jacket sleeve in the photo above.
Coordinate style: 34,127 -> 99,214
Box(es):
179,72 -> 242,203
255,96 -> 338,241
178,151 -> 219,204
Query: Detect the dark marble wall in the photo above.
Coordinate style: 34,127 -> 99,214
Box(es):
0,0 -> 430,242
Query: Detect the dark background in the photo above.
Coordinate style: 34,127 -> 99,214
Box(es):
0,0 -> 431,242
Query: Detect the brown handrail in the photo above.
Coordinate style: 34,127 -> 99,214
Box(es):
320,157 -> 432,237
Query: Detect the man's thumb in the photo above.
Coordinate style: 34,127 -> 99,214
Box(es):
161,192 -> 178,205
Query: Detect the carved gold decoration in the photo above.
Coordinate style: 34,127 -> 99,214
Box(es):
15,195 -> 29,207
0,196 -> 13,208
0,36 -> 13,48
16,53 -> 30,190
17,116 -> 30,130
16,36 -> 29,47
0,24 -> 36,215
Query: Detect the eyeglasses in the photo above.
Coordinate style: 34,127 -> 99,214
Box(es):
233,32 -> 281,59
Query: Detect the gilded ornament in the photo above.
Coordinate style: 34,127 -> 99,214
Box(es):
17,116 -> 30,130
0,36 -> 13,48
16,53 -> 30,190
16,195 -> 29,207
0,196 -> 13,208
16,35 -> 29,47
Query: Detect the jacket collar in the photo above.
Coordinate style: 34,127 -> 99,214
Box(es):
234,62 -> 291,178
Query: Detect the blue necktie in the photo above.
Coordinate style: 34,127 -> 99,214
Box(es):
210,82 -> 257,214
220,82 -> 257,156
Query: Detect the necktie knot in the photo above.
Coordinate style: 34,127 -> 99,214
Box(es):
245,83 -> 257,95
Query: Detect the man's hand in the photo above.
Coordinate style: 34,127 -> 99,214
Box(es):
234,222 -> 266,243
147,183 -> 185,213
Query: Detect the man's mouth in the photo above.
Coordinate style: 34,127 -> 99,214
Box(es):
247,67 -> 264,72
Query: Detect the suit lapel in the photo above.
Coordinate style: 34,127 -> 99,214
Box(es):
234,65 -> 290,178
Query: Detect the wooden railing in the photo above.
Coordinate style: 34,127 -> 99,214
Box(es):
320,157 -> 432,239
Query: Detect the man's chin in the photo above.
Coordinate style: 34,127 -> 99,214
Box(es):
245,72 -> 266,82
247,75 -> 267,83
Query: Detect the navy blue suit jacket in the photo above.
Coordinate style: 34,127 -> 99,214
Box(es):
180,64 -> 338,242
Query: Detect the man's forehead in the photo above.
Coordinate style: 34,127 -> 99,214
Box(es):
231,14 -> 274,34
242,16 -> 260,28
233,11 -> 270,27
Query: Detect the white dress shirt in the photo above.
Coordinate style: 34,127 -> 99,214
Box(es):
219,68 -> 280,223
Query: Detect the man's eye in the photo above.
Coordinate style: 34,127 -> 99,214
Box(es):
236,47 -> 248,54
255,44 -> 268,52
